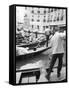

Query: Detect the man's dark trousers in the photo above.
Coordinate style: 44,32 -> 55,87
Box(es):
47,53 -> 64,77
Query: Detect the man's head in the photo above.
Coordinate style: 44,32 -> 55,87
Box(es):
55,26 -> 60,32
51,26 -> 58,35
51,28 -> 55,35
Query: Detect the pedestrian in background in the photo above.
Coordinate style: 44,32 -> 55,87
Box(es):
45,26 -> 51,47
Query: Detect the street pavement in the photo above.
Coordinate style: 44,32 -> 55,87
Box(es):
16,66 -> 66,84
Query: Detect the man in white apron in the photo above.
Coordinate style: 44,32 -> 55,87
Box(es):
46,28 -> 66,81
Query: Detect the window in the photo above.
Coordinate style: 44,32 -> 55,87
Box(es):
24,14 -> 27,17
31,19 -> 34,22
47,17 -> 50,22
47,20 -> 49,22
43,26 -> 45,30
57,16 -> 59,21
43,19 -> 46,22
37,19 -> 40,22
62,10 -> 64,14
44,10 -> 46,14
61,15 -> 64,21
46,26 -> 48,28
48,9 -> 50,13
50,19 -> 52,22
50,16 -> 53,22
51,8 -> 53,12
37,25 -> 39,29
53,17 -> 56,22
37,10 -> 40,14
44,16 -> 46,18
32,25 -> 34,29
31,10 -> 34,13
54,8 -> 57,11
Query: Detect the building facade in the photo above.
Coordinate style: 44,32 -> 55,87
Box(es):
23,7 -> 66,33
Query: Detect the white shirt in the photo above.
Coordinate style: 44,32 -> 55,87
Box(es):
50,31 -> 66,54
